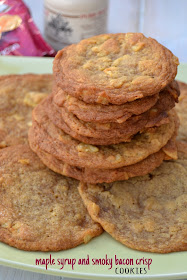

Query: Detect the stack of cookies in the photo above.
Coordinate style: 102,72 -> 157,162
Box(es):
0,33 -> 187,254
29,33 -> 180,184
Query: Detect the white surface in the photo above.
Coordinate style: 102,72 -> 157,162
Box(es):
0,1 -> 187,280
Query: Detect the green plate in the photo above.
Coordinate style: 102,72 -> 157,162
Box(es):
0,56 -> 186,280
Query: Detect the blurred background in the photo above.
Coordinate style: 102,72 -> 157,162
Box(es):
25,0 -> 187,62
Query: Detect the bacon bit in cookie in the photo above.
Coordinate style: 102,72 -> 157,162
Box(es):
1,222 -> 11,229
74,213 -> 82,220
173,56 -> 179,65
96,94 -> 109,105
76,143 -> 99,153
18,158 -> 30,165
149,108 -> 158,116
144,197 -> 162,211
143,219 -> 155,232
27,121 -> 32,127
132,42 -> 145,52
13,114 -> 24,121
84,234 -> 93,244
0,141 -> 7,148
106,154 -> 123,163
24,92 -> 48,107
131,222 -> 143,234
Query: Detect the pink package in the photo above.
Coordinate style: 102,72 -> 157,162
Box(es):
0,0 -> 55,56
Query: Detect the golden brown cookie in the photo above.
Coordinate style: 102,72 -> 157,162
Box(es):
44,94 -> 170,145
53,80 -> 179,123
0,74 -> 53,148
53,33 -> 179,104
29,103 -> 176,169
176,81 -> 187,143
29,136 -> 177,183
78,142 -> 187,253
53,86 -> 159,123
0,145 -> 102,251
46,95 -> 135,145
49,85 -> 177,144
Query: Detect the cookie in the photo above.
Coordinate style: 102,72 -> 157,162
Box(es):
53,80 -> 179,123
53,86 -> 159,123
29,104 -> 176,169
46,95 -> 134,145
49,84 -> 177,143
0,145 -> 102,251
0,74 -> 53,148
45,94 -> 170,145
53,33 -> 179,104
29,135 -> 177,183
78,142 -> 187,253
176,81 -> 187,143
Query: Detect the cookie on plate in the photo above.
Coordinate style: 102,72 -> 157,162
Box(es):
29,103 -> 176,169
53,80 -> 179,123
53,85 -> 159,123
53,33 -> 179,104
78,142 -> 187,253
29,135 -> 177,183
0,74 -> 53,148
0,145 -> 102,251
49,84 -> 177,144
176,81 -> 187,143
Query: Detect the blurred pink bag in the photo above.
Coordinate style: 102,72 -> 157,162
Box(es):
0,0 -> 55,56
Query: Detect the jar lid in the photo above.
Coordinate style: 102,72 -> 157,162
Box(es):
44,0 -> 108,14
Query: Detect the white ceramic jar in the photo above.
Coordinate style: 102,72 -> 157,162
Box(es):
44,0 -> 109,50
